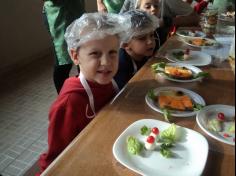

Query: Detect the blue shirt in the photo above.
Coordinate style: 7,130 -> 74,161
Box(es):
114,48 -> 148,89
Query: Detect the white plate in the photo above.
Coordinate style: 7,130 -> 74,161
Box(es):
196,105 -> 235,146
218,14 -> 235,22
176,29 -> 205,38
113,119 -> 209,176
166,49 -> 212,66
145,87 -> 206,117
158,63 -> 203,83
216,25 -> 235,35
183,37 -> 218,48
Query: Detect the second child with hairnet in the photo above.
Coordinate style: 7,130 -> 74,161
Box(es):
36,12 -> 130,175
114,10 -> 159,89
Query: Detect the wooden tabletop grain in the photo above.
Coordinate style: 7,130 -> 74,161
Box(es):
42,35 -> 235,176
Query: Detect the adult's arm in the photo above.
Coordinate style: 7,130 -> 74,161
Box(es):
173,11 -> 200,27
161,0 -> 200,27
119,0 -> 136,14
97,0 -> 107,12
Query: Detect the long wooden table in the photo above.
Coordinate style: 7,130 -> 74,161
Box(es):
42,35 -> 235,176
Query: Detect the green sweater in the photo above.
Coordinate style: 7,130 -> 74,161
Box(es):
104,0 -> 125,13
44,0 -> 85,65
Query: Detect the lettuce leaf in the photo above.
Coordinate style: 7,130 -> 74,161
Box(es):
227,122 -> 235,133
151,62 -> 166,73
207,119 -> 222,132
127,136 -> 143,155
140,125 -> 151,136
160,147 -> 172,158
160,124 -> 177,144
193,72 -> 209,79
147,89 -> 156,101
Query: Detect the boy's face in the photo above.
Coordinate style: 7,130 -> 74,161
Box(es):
125,32 -> 156,61
71,35 -> 119,85
139,0 -> 159,17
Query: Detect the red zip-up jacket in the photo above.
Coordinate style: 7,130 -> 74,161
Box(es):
37,76 -> 116,175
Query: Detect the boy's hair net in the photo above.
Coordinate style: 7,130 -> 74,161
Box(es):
122,10 -> 160,43
65,12 -> 131,50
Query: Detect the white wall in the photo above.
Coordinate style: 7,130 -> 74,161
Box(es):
0,1 -> 97,75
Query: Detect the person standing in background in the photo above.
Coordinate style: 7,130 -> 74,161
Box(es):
97,0 -> 125,13
43,0 -> 85,94
212,0 -> 235,13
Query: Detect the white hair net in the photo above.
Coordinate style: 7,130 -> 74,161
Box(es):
64,12 -> 131,50
122,10 -> 160,43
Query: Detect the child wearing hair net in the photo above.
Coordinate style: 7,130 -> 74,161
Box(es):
36,12 -> 130,174
120,0 -> 199,45
114,10 -> 159,89
120,0 -> 164,48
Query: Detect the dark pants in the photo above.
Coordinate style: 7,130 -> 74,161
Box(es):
53,64 -> 72,94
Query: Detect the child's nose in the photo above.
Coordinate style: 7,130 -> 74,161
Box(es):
100,55 -> 110,66
147,37 -> 154,45
151,6 -> 157,12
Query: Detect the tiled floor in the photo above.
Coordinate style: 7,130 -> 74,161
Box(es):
0,52 -> 77,176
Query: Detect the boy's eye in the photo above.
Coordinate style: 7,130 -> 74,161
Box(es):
109,50 -> 118,55
150,33 -> 155,38
134,33 -> 155,41
135,35 -> 147,41
144,4 -> 159,9
144,5 -> 151,9
89,51 -> 101,57
154,4 -> 159,8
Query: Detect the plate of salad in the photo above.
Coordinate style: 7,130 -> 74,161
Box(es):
183,37 -> 218,48
166,49 -> 212,66
218,11 -> 235,22
151,62 -> 209,83
113,119 -> 209,176
176,29 -> 206,38
196,105 -> 235,145
145,87 -> 206,119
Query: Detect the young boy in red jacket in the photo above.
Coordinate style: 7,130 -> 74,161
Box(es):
37,12 -> 130,175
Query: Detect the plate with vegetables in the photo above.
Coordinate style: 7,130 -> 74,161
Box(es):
183,37 -> 218,48
196,105 -> 235,145
176,29 -> 206,38
113,119 -> 209,176
166,49 -> 212,66
218,11 -> 235,22
145,87 -> 205,120
151,62 -> 209,83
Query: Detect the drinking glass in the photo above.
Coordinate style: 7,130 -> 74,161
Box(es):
202,7 -> 218,36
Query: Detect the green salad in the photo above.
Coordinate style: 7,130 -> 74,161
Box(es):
127,124 -> 182,158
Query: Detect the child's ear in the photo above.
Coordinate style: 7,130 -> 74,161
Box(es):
70,49 -> 80,65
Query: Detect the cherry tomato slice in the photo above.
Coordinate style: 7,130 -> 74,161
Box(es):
152,127 -> 159,135
185,48 -> 190,54
223,133 -> 230,138
147,136 -> 155,143
217,112 -> 225,121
